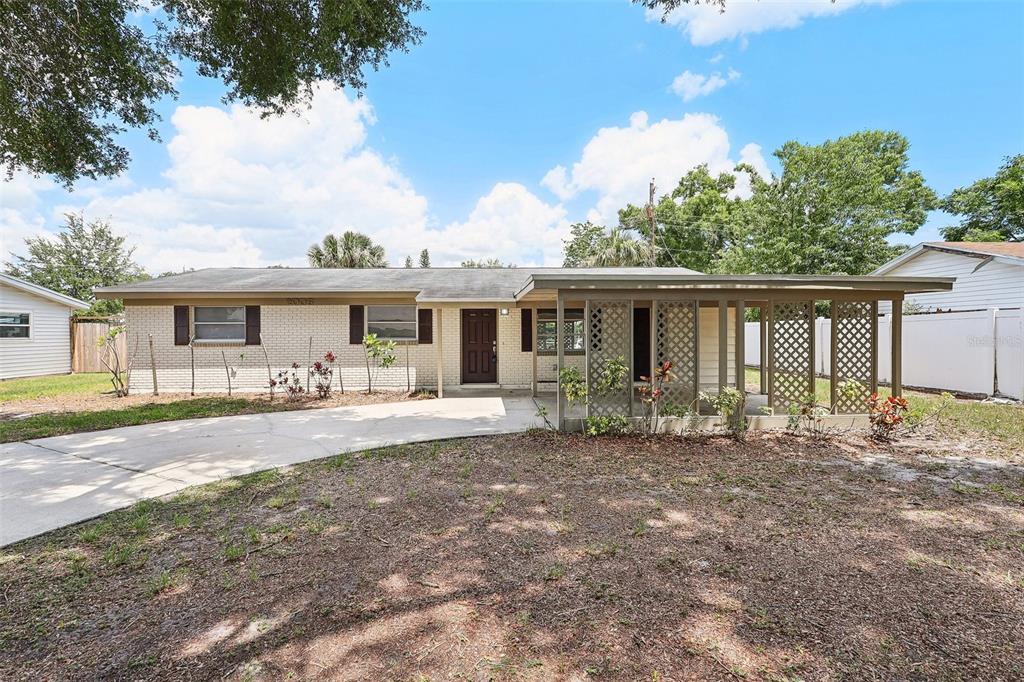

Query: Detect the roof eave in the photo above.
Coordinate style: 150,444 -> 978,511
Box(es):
2,274 -> 90,309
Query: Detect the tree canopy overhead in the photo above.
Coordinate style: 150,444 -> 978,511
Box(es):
308,231 -> 387,268
0,0 -> 425,186
939,154 -> 1023,242
4,213 -> 149,315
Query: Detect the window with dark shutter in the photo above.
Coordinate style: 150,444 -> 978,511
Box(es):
173,306 -> 190,345
245,306 -> 261,345
349,305 -> 364,344
418,308 -> 433,344
521,308 -> 532,352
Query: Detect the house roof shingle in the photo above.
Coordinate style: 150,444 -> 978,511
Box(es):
925,241 -> 1024,260
95,266 -> 954,301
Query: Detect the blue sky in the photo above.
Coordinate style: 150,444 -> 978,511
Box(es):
2,0 -> 1022,271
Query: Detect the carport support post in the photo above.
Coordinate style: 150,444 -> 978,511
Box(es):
435,308 -> 444,399
531,305 -> 538,398
556,292 -> 565,430
890,297 -> 902,397
734,301 -> 745,391
718,300 -> 728,393
759,304 -> 767,394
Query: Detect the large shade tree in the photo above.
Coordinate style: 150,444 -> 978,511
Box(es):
1,0 -> 425,186
307,231 -> 387,268
4,213 -> 148,315
939,154 -> 1023,242
618,165 -> 743,272
717,130 -> 937,275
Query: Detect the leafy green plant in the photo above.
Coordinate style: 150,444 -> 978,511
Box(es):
593,356 -> 629,396
700,387 -> 747,439
583,415 -> 632,436
559,366 -> 587,407
363,333 -> 397,393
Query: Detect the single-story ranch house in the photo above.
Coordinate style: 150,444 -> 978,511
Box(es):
96,267 -> 953,428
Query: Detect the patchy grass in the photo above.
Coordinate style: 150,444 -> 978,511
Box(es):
0,373 -> 110,402
1,432 -> 1022,680
744,367 -> 1023,444
0,398 -> 302,443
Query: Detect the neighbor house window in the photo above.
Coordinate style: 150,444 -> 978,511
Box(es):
537,308 -> 584,355
367,305 -> 417,341
0,312 -> 30,339
193,306 -> 245,341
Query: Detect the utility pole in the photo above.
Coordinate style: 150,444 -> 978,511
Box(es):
646,178 -> 656,267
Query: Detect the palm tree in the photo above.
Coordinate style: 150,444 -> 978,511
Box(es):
583,228 -> 653,267
307,231 -> 387,268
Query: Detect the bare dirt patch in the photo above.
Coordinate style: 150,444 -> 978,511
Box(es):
0,388 -> 427,420
1,432 -> 1021,680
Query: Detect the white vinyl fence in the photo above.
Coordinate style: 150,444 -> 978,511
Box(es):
745,309 -> 1024,400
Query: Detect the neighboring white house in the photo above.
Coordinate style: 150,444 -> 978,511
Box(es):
0,274 -> 89,380
874,241 -> 1024,314
868,242 -> 1024,399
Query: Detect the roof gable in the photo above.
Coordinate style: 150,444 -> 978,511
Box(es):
0,274 -> 90,309
873,242 -> 1024,275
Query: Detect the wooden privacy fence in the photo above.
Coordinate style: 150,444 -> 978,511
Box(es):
71,318 -> 126,373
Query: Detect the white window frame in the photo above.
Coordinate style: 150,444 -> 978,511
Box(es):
366,304 -> 418,342
0,311 -> 31,339
537,308 -> 585,355
192,305 -> 246,343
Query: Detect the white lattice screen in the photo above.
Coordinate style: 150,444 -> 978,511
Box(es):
831,300 -> 876,413
654,300 -> 698,416
769,300 -> 814,412
587,300 -> 632,417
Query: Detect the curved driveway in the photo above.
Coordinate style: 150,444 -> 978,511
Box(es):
0,396 -> 547,547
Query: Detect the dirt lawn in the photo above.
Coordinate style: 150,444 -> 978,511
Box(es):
1,432 -> 1022,681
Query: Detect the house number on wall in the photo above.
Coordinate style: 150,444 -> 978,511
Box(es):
286,298 -> 315,305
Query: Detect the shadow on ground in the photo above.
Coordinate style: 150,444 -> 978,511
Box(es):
1,431 -> 1022,680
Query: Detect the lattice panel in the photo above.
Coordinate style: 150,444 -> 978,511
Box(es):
832,301 -> 875,413
655,300 -> 698,416
587,301 -> 632,417
770,300 -> 814,412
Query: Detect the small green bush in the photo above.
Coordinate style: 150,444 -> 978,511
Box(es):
583,414 -> 632,436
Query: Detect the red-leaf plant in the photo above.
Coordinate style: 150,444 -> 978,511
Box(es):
638,361 -> 674,436
310,351 -> 337,399
866,393 -> 909,440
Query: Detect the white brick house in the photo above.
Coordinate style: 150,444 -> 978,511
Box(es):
97,267 -> 952,427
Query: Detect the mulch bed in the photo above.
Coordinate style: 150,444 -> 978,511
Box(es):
1,432 -> 1021,680
0,388 -> 427,420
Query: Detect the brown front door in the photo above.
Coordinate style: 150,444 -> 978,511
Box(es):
461,309 -> 497,383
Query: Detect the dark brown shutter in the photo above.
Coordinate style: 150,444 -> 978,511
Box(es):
521,308 -> 533,352
349,305 -> 364,344
418,308 -> 433,344
173,306 -> 190,345
244,305 -> 261,345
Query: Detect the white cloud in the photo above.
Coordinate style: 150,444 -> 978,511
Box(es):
541,111 -> 767,225
709,52 -> 725,64
670,68 -> 740,101
651,0 -> 893,46
1,84 -> 571,270
390,183 -> 570,266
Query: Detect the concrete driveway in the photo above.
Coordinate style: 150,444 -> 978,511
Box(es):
0,396 -> 549,547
